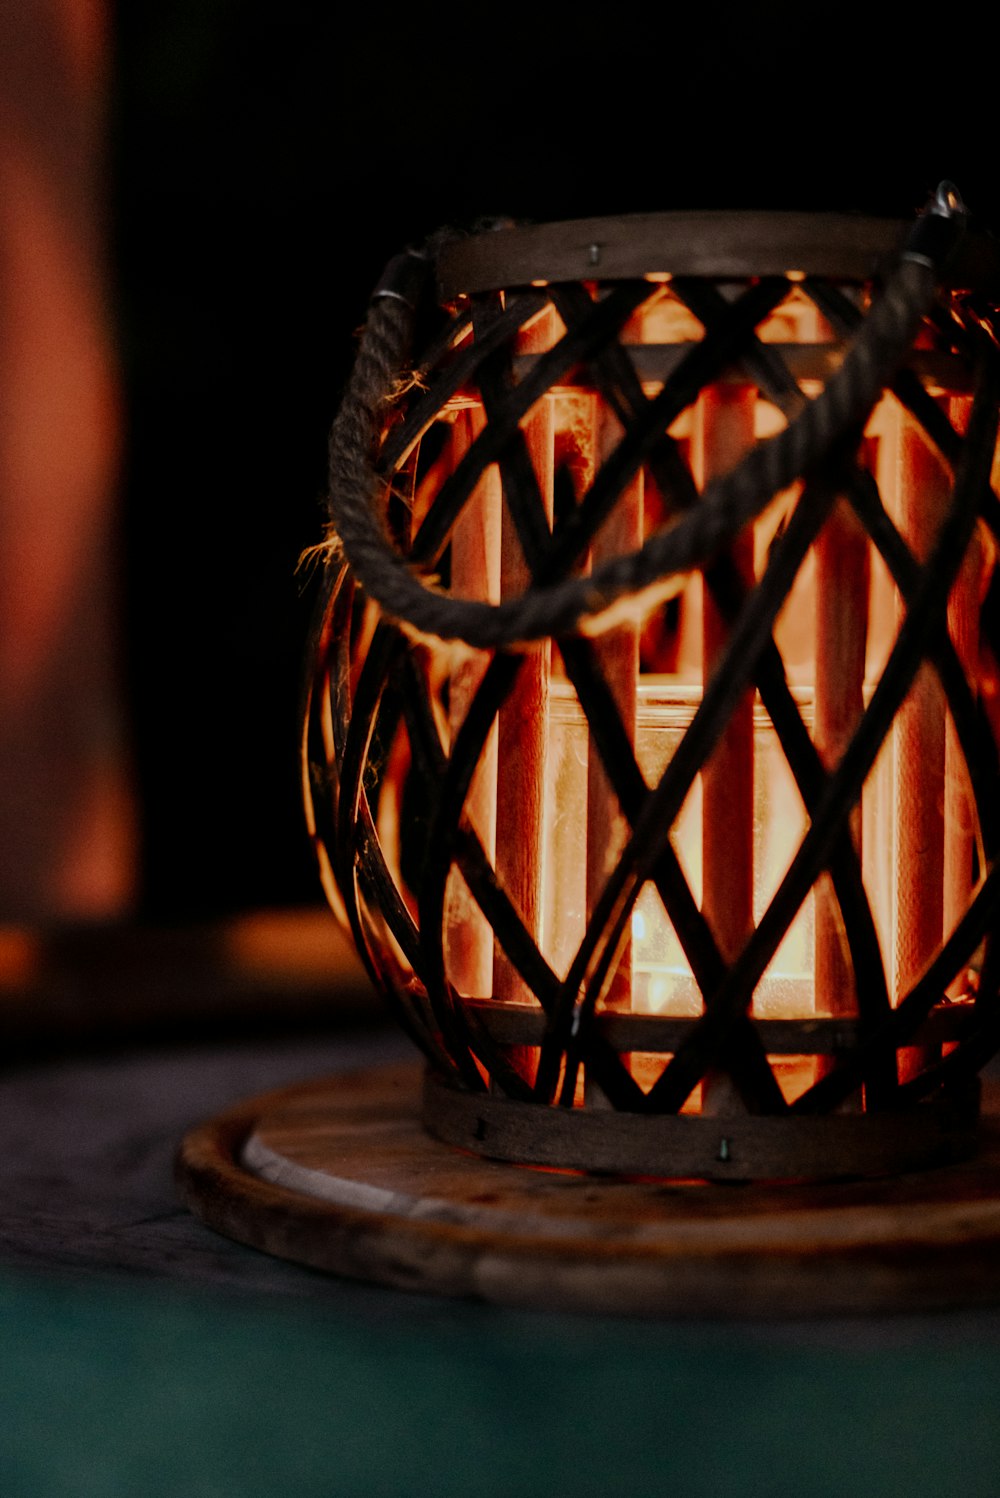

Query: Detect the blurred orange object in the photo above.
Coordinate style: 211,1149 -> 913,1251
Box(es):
0,0 -> 135,920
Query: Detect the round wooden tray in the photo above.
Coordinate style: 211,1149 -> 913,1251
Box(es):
176,1062 -> 1000,1318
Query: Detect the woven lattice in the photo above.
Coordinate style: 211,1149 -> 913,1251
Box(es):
305,210 -> 1000,1137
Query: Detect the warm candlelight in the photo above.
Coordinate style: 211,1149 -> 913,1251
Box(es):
308,204 -> 1000,1178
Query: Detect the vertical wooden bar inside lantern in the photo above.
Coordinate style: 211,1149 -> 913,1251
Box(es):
586,402 -> 642,1019
445,407 -> 500,1000
693,382 -> 757,1112
493,310 -> 556,1069
814,498 -> 870,1038
944,395 -> 983,998
891,411 -> 950,1077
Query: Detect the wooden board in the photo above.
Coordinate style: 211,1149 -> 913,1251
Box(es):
176,1062 -> 1000,1318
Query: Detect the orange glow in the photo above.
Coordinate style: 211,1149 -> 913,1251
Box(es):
546,679 -> 816,1019
0,0 -> 134,921
223,908 -> 366,986
0,926 -> 41,991
416,283 -> 999,1110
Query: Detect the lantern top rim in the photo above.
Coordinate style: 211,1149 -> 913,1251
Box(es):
436,209 -> 1000,300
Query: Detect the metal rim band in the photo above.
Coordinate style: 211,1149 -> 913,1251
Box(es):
436,210 -> 1000,299
422,1070 -> 982,1181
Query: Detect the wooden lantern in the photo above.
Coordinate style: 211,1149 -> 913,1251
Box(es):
304,196 -> 1000,1181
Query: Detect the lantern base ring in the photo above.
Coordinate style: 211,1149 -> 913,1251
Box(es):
422,1071 -> 981,1182
176,1062 -> 1000,1317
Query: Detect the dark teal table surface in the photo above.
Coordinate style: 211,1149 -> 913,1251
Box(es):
4,1029 -> 1000,1497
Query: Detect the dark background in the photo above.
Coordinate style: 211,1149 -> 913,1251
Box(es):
111,0 -> 1000,921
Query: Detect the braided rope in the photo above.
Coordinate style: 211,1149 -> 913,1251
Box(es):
326,205 -> 962,649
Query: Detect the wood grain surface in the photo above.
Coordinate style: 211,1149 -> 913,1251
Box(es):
177,1062 -> 1000,1318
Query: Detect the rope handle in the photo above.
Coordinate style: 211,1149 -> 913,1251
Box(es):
325,186 -> 967,649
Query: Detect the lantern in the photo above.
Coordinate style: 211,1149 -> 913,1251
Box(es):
178,191 -> 1000,1314
305,190 -> 1000,1180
